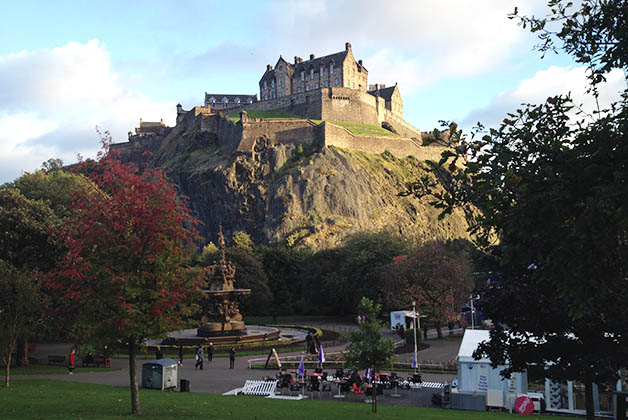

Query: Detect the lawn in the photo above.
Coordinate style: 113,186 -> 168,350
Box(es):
0,379 -> 575,420
227,110 -> 302,122
330,121 -> 398,137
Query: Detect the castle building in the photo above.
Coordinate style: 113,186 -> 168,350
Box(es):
133,118 -> 167,136
259,42 -> 368,100
204,93 -> 257,110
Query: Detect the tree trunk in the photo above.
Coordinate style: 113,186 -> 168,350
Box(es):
372,379 -> 377,413
5,335 -> 17,387
128,337 -> 141,414
584,369 -> 594,420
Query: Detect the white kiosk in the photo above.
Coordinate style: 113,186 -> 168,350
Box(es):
455,329 -> 527,410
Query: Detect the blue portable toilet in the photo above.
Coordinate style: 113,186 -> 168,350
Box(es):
142,358 -> 178,390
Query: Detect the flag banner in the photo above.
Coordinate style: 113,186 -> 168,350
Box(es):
318,345 -> 325,364
411,353 -> 418,369
365,367 -> 372,379
298,355 -> 305,376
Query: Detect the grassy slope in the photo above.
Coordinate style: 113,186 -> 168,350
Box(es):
330,121 -> 398,137
227,110 -> 302,122
0,380 -> 576,420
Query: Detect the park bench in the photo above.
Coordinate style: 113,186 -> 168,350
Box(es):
81,354 -> 105,368
238,380 -> 278,397
48,355 -> 66,365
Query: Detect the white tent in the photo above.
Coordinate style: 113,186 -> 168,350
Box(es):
456,329 -> 527,407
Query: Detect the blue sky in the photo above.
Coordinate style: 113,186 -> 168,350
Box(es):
1,0 -> 625,184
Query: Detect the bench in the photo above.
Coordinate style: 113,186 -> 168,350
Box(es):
48,355 -> 66,365
239,380 -> 278,397
81,354 -> 104,368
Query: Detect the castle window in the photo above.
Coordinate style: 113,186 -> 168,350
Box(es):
209,97 -> 216,103
297,87 -> 303,93
310,68 -> 314,79
320,66 -> 324,77
264,94 -> 268,100
315,82 -> 319,89
324,80 -> 329,88
280,77 -> 285,88
263,81 -> 267,89
235,97 -> 241,104
248,98 -> 253,103
335,78 -> 340,86
272,92 -> 276,99
301,71 -> 305,81
271,79 -> 275,88
222,97 -> 228,104
305,84 -> 310,91
330,63 -> 334,74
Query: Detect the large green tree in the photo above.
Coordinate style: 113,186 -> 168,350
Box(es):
403,2 -> 628,419
42,149 -> 203,415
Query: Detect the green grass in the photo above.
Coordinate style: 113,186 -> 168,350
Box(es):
3,365 -> 119,375
0,379 -> 575,420
330,121 -> 399,137
227,110 -> 302,122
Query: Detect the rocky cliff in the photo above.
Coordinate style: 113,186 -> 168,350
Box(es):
113,124 -> 471,249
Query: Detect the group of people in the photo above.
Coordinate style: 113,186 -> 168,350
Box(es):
191,343 -> 236,369
305,331 -> 321,355
67,345 -> 112,374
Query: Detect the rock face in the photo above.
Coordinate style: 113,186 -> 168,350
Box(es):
113,124 -> 471,249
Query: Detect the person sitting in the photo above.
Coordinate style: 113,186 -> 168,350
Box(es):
352,382 -> 366,395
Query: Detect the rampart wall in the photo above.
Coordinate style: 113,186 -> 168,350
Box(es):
237,118 -> 321,153
323,122 -> 446,162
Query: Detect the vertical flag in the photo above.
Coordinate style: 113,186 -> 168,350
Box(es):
365,367 -> 372,380
297,355 -> 305,376
318,344 -> 325,364
411,353 -> 418,369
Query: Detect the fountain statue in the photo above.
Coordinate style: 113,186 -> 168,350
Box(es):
197,228 -> 251,337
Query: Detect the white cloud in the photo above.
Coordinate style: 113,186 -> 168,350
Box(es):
0,40 -> 176,184
462,66 -> 626,129
261,0 -> 545,93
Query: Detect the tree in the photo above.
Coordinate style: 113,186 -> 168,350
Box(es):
0,261 -> 42,387
345,297 -> 394,413
402,2 -> 628,419
385,241 -> 472,338
42,150 -> 203,415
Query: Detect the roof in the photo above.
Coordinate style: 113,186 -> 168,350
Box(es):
143,358 -> 178,367
205,93 -> 257,103
367,85 -> 397,101
139,121 -> 165,128
457,329 -> 491,363
260,48 -> 356,82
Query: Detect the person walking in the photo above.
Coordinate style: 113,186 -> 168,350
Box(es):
178,345 -> 184,366
68,349 -> 76,375
229,347 -> 236,369
195,345 -> 204,370
207,343 -> 214,362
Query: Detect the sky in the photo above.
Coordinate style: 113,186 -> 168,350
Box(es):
1,0 -> 626,184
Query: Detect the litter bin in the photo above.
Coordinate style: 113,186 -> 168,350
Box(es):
180,379 -> 190,392
142,358 -> 178,390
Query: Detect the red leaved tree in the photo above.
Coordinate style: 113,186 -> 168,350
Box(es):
42,139 -> 203,414
385,241 -> 472,338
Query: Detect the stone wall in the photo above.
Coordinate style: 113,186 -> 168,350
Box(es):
323,122 -> 446,162
237,118 -> 320,153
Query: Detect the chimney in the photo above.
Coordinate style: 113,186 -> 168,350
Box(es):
358,59 -> 363,67
139,118 -> 143,123
345,42 -> 352,51
266,64 -> 272,71
380,84 -> 386,88
160,118 -> 163,123
310,53 -> 315,60
294,56 -> 298,64
375,84 -> 378,90
368,84 -> 375,91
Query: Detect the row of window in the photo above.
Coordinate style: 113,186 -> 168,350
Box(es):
208,97 -> 254,105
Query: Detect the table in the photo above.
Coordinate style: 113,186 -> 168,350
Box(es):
334,380 -> 347,399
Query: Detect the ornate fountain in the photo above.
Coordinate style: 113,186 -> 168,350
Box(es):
197,229 -> 251,337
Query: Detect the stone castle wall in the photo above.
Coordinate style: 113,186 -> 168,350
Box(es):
237,118 -> 321,153
323,122 -> 446,162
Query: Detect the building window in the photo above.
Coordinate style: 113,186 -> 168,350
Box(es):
310,68 -> 314,79
280,77 -> 285,88
335,78 -> 340,86
272,92 -> 276,99
263,81 -> 267,89
324,80 -> 329,88
248,98 -> 253,104
320,66 -> 324,77
301,71 -> 305,81
315,82 -> 319,89
305,84 -> 310,91
271,79 -> 275,88
264,94 -> 268,100
330,63 -> 334,74
235,97 -> 241,104
297,87 -> 303,93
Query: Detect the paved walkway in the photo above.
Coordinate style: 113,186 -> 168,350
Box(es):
19,322 -> 462,408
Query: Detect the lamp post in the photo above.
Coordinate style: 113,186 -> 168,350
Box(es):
412,300 -> 418,372
469,294 -> 479,329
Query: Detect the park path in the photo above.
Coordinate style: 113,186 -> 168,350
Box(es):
18,320 -> 461,406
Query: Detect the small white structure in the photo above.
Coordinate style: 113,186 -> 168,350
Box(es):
456,330 -> 527,409
141,358 -> 178,390
390,310 -> 422,331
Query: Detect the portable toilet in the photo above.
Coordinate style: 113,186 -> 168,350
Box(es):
142,358 -> 178,390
